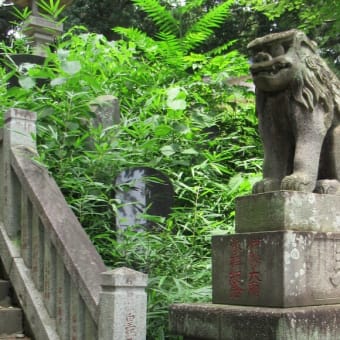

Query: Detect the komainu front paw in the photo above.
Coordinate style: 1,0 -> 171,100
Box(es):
252,178 -> 281,194
315,180 -> 340,195
281,173 -> 315,192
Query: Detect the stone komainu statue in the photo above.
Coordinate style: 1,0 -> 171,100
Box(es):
247,29 -> 340,194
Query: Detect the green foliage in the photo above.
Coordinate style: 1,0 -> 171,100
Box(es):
133,0 -> 179,35
11,5 -> 32,22
37,0 -> 68,22
0,5 -> 261,337
132,0 -> 234,53
183,0 -> 234,50
244,0 -> 340,71
248,0 -> 340,33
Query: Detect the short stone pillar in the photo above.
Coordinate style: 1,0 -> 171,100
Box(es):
1,109 -> 37,238
89,95 -> 120,128
98,267 -> 148,340
169,191 -> 340,339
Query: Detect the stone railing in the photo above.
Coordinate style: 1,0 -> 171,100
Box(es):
0,108 -> 148,340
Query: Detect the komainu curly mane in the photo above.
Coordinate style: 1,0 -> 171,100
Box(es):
293,43 -> 340,123
247,29 -> 340,194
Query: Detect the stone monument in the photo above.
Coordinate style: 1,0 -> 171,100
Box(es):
12,0 -> 73,56
115,167 -> 174,232
169,30 -> 340,339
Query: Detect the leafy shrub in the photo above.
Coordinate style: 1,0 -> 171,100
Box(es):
0,4 -> 262,337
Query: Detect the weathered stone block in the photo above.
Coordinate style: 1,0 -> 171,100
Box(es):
235,191 -> 340,233
169,303 -> 340,340
0,307 -> 23,334
212,231 -> 340,307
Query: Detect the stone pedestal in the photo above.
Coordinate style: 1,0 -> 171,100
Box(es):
235,191 -> 340,233
169,191 -> 340,339
212,231 -> 340,307
169,303 -> 340,340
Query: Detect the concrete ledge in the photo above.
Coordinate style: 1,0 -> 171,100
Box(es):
169,303 -> 340,340
235,191 -> 340,233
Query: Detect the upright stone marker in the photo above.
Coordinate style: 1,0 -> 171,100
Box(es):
115,167 -> 173,232
89,95 -> 120,128
169,30 -> 340,339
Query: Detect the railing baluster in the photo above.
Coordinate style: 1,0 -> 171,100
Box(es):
44,236 -> 57,318
56,257 -> 70,340
21,191 -> 33,268
70,285 -> 85,340
5,170 -> 22,238
2,109 -> 36,238
31,210 -> 44,291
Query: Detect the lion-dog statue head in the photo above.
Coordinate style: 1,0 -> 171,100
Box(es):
247,29 -> 340,194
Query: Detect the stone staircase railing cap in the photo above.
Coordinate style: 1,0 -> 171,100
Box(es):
101,267 -> 148,288
5,108 -> 37,122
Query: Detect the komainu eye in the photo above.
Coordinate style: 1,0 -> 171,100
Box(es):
270,44 -> 285,57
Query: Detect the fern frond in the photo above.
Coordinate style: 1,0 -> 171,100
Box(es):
156,32 -> 185,69
180,0 -> 204,14
183,0 -> 234,51
206,39 -> 237,56
156,32 -> 181,50
181,32 -> 207,53
114,27 -> 156,49
132,0 -> 179,36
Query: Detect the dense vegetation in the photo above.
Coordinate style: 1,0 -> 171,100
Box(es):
0,0 -> 338,338
63,0 -> 339,70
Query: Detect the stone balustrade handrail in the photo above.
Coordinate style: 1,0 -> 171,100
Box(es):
0,108 -> 147,340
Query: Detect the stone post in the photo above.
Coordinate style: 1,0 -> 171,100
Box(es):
98,267 -> 148,340
2,109 -> 37,238
89,95 -> 120,128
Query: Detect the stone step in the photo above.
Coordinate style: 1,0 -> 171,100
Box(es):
0,307 -> 23,335
0,335 -> 30,339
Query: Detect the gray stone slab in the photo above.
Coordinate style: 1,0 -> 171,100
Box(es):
169,303 -> 340,340
0,307 -> 23,334
212,231 -> 340,307
235,191 -> 340,233
115,167 -> 173,232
